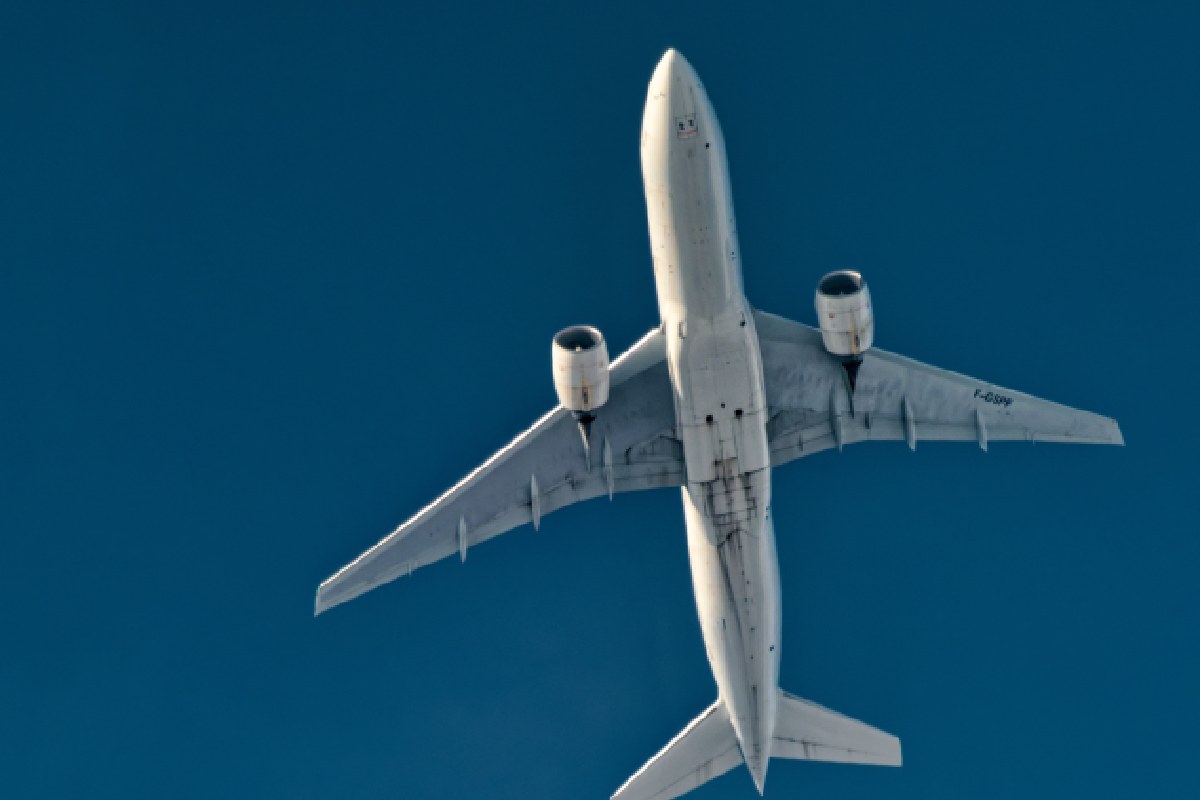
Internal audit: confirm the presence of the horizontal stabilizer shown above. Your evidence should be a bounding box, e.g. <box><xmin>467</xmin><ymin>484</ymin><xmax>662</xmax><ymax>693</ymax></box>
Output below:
<box><xmin>772</xmin><ymin>690</ymin><xmax>902</xmax><ymax>766</ymax></box>
<box><xmin>612</xmin><ymin>699</ymin><xmax>742</xmax><ymax>800</ymax></box>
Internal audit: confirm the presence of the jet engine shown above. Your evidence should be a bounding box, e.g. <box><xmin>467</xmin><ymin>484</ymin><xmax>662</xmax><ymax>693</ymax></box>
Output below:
<box><xmin>815</xmin><ymin>270</ymin><xmax>874</xmax><ymax>357</ymax></box>
<box><xmin>552</xmin><ymin>325</ymin><xmax>610</xmax><ymax>449</ymax></box>
<box><xmin>815</xmin><ymin>270</ymin><xmax>873</xmax><ymax>392</ymax></box>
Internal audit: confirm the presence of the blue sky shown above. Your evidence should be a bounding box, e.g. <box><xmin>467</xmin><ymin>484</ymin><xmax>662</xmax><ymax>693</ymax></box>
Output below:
<box><xmin>1</xmin><ymin>2</ymin><xmax>1197</xmax><ymax>797</ymax></box>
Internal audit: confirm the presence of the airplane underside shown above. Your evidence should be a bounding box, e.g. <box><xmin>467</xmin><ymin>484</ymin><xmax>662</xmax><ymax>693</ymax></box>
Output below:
<box><xmin>314</xmin><ymin>47</ymin><xmax>1123</xmax><ymax>800</ymax></box>
<box><xmin>617</xmin><ymin>47</ymin><xmax>900</xmax><ymax>800</ymax></box>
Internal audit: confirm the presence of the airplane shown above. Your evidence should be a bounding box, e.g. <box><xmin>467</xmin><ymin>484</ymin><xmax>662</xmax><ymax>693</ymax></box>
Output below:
<box><xmin>314</xmin><ymin>48</ymin><xmax>1123</xmax><ymax>799</ymax></box>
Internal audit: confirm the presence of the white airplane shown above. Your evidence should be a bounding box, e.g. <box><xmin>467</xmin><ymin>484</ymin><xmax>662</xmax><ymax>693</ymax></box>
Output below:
<box><xmin>315</xmin><ymin>49</ymin><xmax>1123</xmax><ymax>799</ymax></box>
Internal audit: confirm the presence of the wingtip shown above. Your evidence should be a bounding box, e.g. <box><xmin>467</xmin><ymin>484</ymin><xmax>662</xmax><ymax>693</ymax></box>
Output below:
<box><xmin>1110</xmin><ymin>419</ymin><xmax>1125</xmax><ymax>446</ymax></box>
<box><xmin>313</xmin><ymin>584</ymin><xmax>337</xmax><ymax>617</ymax></box>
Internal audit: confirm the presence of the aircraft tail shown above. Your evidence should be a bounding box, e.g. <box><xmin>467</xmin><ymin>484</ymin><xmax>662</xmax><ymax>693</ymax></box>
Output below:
<box><xmin>772</xmin><ymin>689</ymin><xmax>902</xmax><ymax>767</ymax></box>
<box><xmin>611</xmin><ymin>691</ymin><xmax>900</xmax><ymax>800</ymax></box>
<box><xmin>610</xmin><ymin>699</ymin><xmax>742</xmax><ymax>800</ymax></box>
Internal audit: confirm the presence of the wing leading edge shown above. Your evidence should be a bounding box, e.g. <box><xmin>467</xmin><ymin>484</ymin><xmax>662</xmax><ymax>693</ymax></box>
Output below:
<box><xmin>315</xmin><ymin>327</ymin><xmax>684</xmax><ymax>615</ymax></box>
<box><xmin>753</xmin><ymin>309</ymin><xmax>1123</xmax><ymax>464</ymax></box>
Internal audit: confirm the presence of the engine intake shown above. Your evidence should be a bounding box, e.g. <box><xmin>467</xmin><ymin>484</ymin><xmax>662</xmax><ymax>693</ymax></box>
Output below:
<box><xmin>552</xmin><ymin>325</ymin><xmax>610</xmax><ymax>415</ymax></box>
<box><xmin>815</xmin><ymin>270</ymin><xmax>874</xmax><ymax>358</ymax></box>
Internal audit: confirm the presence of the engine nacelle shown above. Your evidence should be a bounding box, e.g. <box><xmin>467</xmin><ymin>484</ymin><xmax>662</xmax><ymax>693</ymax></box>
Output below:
<box><xmin>552</xmin><ymin>325</ymin><xmax>610</xmax><ymax>414</ymax></box>
<box><xmin>814</xmin><ymin>270</ymin><xmax>874</xmax><ymax>358</ymax></box>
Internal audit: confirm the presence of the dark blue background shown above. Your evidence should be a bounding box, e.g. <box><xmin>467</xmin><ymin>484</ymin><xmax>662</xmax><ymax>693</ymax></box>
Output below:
<box><xmin>2</xmin><ymin>2</ymin><xmax>1196</xmax><ymax>797</ymax></box>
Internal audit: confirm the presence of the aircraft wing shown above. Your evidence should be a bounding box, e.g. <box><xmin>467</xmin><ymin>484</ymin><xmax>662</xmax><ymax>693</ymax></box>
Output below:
<box><xmin>753</xmin><ymin>309</ymin><xmax>1123</xmax><ymax>465</ymax></box>
<box><xmin>315</xmin><ymin>327</ymin><xmax>683</xmax><ymax>615</ymax></box>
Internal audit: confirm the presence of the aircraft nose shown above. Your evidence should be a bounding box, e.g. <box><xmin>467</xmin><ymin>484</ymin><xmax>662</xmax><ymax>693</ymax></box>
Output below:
<box><xmin>649</xmin><ymin>48</ymin><xmax>675</xmax><ymax>90</ymax></box>
<box><xmin>653</xmin><ymin>47</ymin><xmax>697</xmax><ymax>85</ymax></box>
<box><xmin>646</xmin><ymin>48</ymin><xmax>705</xmax><ymax>140</ymax></box>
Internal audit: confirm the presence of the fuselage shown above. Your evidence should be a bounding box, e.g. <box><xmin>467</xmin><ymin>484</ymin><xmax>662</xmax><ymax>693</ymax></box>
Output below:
<box><xmin>641</xmin><ymin>49</ymin><xmax>781</xmax><ymax>792</ymax></box>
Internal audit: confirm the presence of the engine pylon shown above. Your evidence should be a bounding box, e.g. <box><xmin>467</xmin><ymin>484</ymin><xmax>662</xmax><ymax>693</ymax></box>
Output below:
<box><xmin>575</xmin><ymin>411</ymin><xmax>596</xmax><ymax>470</ymax></box>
